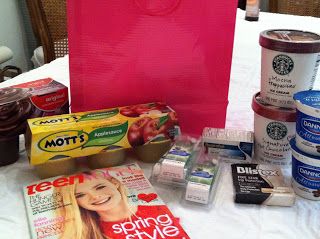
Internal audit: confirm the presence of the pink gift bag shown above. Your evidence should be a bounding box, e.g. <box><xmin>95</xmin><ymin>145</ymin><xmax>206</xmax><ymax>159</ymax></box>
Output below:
<box><xmin>68</xmin><ymin>0</ymin><xmax>237</xmax><ymax>134</ymax></box>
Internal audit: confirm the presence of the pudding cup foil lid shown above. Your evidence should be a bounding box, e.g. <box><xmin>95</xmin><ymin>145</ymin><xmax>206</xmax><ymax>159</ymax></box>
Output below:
<box><xmin>0</xmin><ymin>87</ymin><xmax>31</xmax><ymax>106</ymax></box>
<box><xmin>259</xmin><ymin>29</ymin><xmax>320</xmax><ymax>53</ymax></box>
<box><xmin>290</xmin><ymin>138</ymin><xmax>320</xmax><ymax>161</ymax></box>
<box><xmin>252</xmin><ymin>92</ymin><xmax>296</xmax><ymax>122</ymax></box>
<box><xmin>294</xmin><ymin>90</ymin><xmax>320</xmax><ymax>110</ymax></box>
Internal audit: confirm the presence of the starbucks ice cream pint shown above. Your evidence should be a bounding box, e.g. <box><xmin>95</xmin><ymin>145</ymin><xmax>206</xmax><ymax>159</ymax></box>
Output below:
<box><xmin>290</xmin><ymin>138</ymin><xmax>320</xmax><ymax>200</ymax></box>
<box><xmin>294</xmin><ymin>90</ymin><xmax>320</xmax><ymax>156</ymax></box>
<box><xmin>259</xmin><ymin>29</ymin><xmax>320</xmax><ymax>108</ymax></box>
<box><xmin>252</xmin><ymin>92</ymin><xmax>296</xmax><ymax>165</ymax></box>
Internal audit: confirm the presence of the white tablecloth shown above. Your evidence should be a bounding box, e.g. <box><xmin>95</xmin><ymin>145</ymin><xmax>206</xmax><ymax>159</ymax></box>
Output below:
<box><xmin>1</xmin><ymin>9</ymin><xmax>320</xmax><ymax>239</ymax></box>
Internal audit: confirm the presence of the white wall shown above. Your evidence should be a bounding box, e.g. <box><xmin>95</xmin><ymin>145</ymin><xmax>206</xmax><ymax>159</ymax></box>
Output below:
<box><xmin>0</xmin><ymin>0</ymin><xmax>29</xmax><ymax>72</ymax></box>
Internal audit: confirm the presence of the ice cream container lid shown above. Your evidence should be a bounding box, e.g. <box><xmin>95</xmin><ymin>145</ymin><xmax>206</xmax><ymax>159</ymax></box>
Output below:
<box><xmin>294</xmin><ymin>90</ymin><xmax>320</xmax><ymax>110</ymax></box>
<box><xmin>290</xmin><ymin>138</ymin><xmax>320</xmax><ymax>161</ymax></box>
<box><xmin>260</xmin><ymin>29</ymin><xmax>320</xmax><ymax>53</ymax></box>
<box><xmin>252</xmin><ymin>92</ymin><xmax>296</xmax><ymax>122</ymax></box>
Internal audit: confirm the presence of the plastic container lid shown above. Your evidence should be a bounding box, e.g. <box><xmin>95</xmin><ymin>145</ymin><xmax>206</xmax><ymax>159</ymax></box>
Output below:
<box><xmin>259</xmin><ymin>29</ymin><xmax>320</xmax><ymax>53</ymax></box>
<box><xmin>294</xmin><ymin>90</ymin><xmax>320</xmax><ymax>110</ymax></box>
<box><xmin>0</xmin><ymin>87</ymin><xmax>30</xmax><ymax>106</ymax></box>
<box><xmin>290</xmin><ymin>138</ymin><xmax>320</xmax><ymax>161</ymax></box>
<box><xmin>252</xmin><ymin>92</ymin><xmax>296</xmax><ymax>122</ymax></box>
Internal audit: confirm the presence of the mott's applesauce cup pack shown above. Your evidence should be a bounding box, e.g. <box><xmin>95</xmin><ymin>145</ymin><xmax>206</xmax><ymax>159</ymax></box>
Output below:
<box><xmin>26</xmin><ymin>102</ymin><xmax>179</xmax><ymax>177</ymax></box>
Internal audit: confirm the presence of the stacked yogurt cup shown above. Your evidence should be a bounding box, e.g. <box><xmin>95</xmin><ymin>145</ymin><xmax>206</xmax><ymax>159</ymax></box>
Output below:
<box><xmin>290</xmin><ymin>91</ymin><xmax>320</xmax><ymax>200</ymax></box>
<box><xmin>252</xmin><ymin>29</ymin><xmax>320</xmax><ymax>170</ymax></box>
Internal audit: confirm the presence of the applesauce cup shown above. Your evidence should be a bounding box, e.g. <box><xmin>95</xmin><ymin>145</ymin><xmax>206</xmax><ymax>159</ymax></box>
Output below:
<box><xmin>87</xmin><ymin>148</ymin><xmax>126</xmax><ymax>169</ymax></box>
<box><xmin>259</xmin><ymin>29</ymin><xmax>320</xmax><ymax>108</ymax></box>
<box><xmin>135</xmin><ymin>139</ymin><xmax>172</xmax><ymax>163</ymax></box>
<box><xmin>34</xmin><ymin>156</ymin><xmax>77</xmax><ymax>179</ymax></box>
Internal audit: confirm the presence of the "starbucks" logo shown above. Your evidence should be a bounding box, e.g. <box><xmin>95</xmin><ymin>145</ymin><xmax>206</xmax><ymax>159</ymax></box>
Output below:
<box><xmin>266</xmin><ymin>122</ymin><xmax>287</xmax><ymax>140</ymax></box>
<box><xmin>272</xmin><ymin>54</ymin><xmax>294</xmax><ymax>75</ymax></box>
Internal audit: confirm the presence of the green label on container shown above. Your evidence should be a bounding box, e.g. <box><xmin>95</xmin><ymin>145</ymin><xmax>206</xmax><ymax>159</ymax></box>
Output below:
<box><xmin>158</xmin><ymin>115</ymin><xmax>168</xmax><ymax>127</ymax></box>
<box><xmin>78</xmin><ymin>109</ymin><xmax>119</xmax><ymax>122</ymax></box>
<box><xmin>83</xmin><ymin>121</ymin><xmax>128</xmax><ymax>148</ymax></box>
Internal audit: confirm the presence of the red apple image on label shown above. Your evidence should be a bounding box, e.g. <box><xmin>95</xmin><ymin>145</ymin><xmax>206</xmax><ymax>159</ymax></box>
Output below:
<box><xmin>134</xmin><ymin>104</ymin><xmax>154</xmax><ymax>115</ymax></box>
<box><xmin>127</xmin><ymin>117</ymin><xmax>152</xmax><ymax>146</ymax></box>
<box><xmin>121</xmin><ymin>103</ymin><xmax>169</xmax><ymax>117</ymax></box>
<box><xmin>163</xmin><ymin>112</ymin><xmax>178</xmax><ymax>139</ymax></box>
<box><xmin>133</xmin><ymin>103</ymin><xmax>162</xmax><ymax>115</ymax></box>
<box><xmin>143</xmin><ymin>118</ymin><xmax>168</xmax><ymax>142</ymax></box>
<box><xmin>143</xmin><ymin>113</ymin><xmax>178</xmax><ymax>142</ymax></box>
<box><xmin>120</xmin><ymin>106</ymin><xmax>139</xmax><ymax>117</ymax></box>
<box><xmin>153</xmin><ymin>102</ymin><xmax>169</xmax><ymax>111</ymax></box>
<box><xmin>166</xmin><ymin>112</ymin><xmax>178</xmax><ymax>128</ymax></box>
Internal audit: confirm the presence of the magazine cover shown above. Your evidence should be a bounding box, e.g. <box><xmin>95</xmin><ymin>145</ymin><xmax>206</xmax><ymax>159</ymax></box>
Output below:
<box><xmin>23</xmin><ymin>163</ymin><xmax>190</xmax><ymax>239</ymax></box>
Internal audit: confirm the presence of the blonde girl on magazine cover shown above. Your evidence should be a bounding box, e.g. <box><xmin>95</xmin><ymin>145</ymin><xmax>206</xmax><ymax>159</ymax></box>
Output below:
<box><xmin>55</xmin><ymin>170</ymin><xmax>189</xmax><ymax>239</ymax></box>
<box><xmin>55</xmin><ymin>171</ymin><xmax>136</xmax><ymax>239</ymax></box>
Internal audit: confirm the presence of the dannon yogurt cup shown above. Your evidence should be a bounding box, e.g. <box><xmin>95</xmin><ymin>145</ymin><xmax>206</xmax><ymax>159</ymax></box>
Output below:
<box><xmin>290</xmin><ymin>138</ymin><xmax>320</xmax><ymax>200</ymax></box>
<box><xmin>294</xmin><ymin>90</ymin><xmax>320</xmax><ymax>156</ymax></box>
<box><xmin>259</xmin><ymin>29</ymin><xmax>320</xmax><ymax>108</ymax></box>
<box><xmin>252</xmin><ymin>92</ymin><xmax>296</xmax><ymax>165</ymax></box>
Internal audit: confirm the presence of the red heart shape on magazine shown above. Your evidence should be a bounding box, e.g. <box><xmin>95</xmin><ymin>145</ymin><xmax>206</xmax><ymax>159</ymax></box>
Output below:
<box><xmin>138</xmin><ymin>193</ymin><xmax>158</xmax><ymax>203</ymax></box>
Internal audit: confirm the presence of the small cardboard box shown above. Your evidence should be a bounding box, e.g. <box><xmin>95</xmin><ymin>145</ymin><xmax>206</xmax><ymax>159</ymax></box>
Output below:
<box><xmin>202</xmin><ymin>128</ymin><xmax>254</xmax><ymax>163</ymax></box>
<box><xmin>231</xmin><ymin>164</ymin><xmax>295</xmax><ymax>206</ymax></box>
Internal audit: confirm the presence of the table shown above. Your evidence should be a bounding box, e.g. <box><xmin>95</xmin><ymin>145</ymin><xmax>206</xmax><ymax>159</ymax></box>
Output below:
<box><xmin>1</xmin><ymin>9</ymin><xmax>320</xmax><ymax>239</ymax></box>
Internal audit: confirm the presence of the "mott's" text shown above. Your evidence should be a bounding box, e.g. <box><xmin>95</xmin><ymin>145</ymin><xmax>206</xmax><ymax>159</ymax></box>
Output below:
<box><xmin>44</xmin><ymin>135</ymin><xmax>85</xmax><ymax>148</ymax></box>
<box><xmin>33</xmin><ymin>116</ymin><xmax>79</xmax><ymax>126</ymax></box>
<box><xmin>38</xmin><ymin>131</ymin><xmax>89</xmax><ymax>152</ymax></box>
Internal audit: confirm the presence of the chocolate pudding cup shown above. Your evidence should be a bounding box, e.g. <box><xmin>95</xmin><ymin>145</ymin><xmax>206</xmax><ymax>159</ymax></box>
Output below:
<box><xmin>0</xmin><ymin>136</ymin><xmax>19</xmax><ymax>166</ymax></box>
<box><xmin>0</xmin><ymin>87</ymin><xmax>32</xmax><ymax>166</ymax></box>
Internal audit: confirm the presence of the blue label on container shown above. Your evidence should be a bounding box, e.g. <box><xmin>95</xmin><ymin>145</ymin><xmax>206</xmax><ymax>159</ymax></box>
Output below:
<box><xmin>292</xmin><ymin>156</ymin><xmax>320</xmax><ymax>190</ymax></box>
<box><xmin>296</xmin><ymin>111</ymin><xmax>320</xmax><ymax>143</ymax></box>
<box><xmin>168</xmin><ymin>148</ymin><xmax>190</xmax><ymax>157</ymax></box>
<box><xmin>204</xmin><ymin>142</ymin><xmax>253</xmax><ymax>160</ymax></box>
<box><xmin>294</xmin><ymin>90</ymin><xmax>320</xmax><ymax>109</ymax></box>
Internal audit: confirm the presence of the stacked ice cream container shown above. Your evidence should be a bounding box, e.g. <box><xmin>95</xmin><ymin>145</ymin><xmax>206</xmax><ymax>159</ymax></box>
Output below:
<box><xmin>252</xmin><ymin>29</ymin><xmax>320</xmax><ymax>200</ymax></box>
